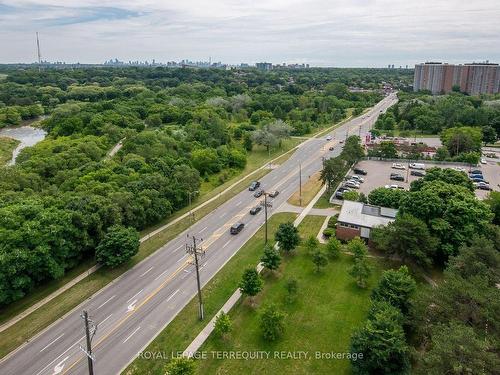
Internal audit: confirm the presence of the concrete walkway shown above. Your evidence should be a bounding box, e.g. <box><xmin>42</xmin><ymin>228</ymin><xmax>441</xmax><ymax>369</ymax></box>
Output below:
<box><xmin>317</xmin><ymin>216</ymin><xmax>331</xmax><ymax>244</ymax></box>
<box><xmin>183</xmin><ymin>183</ymin><xmax>327</xmax><ymax>358</ymax></box>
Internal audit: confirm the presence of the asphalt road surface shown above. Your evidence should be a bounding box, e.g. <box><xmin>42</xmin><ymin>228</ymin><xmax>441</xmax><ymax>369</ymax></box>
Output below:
<box><xmin>0</xmin><ymin>93</ymin><xmax>398</xmax><ymax>375</ymax></box>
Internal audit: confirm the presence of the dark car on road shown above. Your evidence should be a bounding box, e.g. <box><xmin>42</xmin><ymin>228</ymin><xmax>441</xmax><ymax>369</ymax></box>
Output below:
<box><xmin>329</xmin><ymin>146</ymin><xmax>335</xmax><ymax>151</ymax></box>
<box><xmin>353</xmin><ymin>168</ymin><xmax>367</xmax><ymax>175</ymax></box>
<box><xmin>390</xmin><ymin>173</ymin><xmax>405</xmax><ymax>181</ymax></box>
<box><xmin>249</xmin><ymin>181</ymin><xmax>261</xmax><ymax>191</ymax></box>
<box><xmin>253</xmin><ymin>189</ymin><xmax>264</xmax><ymax>198</ymax></box>
<box><xmin>410</xmin><ymin>170</ymin><xmax>426</xmax><ymax>177</ymax></box>
<box><xmin>249</xmin><ymin>206</ymin><xmax>262</xmax><ymax>215</ymax></box>
<box><xmin>268</xmin><ymin>190</ymin><xmax>280</xmax><ymax>198</ymax></box>
<box><xmin>230</xmin><ymin>222</ymin><xmax>245</xmax><ymax>234</ymax></box>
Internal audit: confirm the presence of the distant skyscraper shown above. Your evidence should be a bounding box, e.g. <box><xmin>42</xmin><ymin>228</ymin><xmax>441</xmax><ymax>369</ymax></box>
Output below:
<box><xmin>414</xmin><ymin>62</ymin><xmax>500</xmax><ymax>95</ymax></box>
<box><xmin>256</xmin><ymin>62</ymin><xmax>273</xmax><ymax>70</ymax></box>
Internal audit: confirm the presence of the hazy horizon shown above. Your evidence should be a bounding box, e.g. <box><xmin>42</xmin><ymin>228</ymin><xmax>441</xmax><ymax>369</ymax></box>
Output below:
<box><xmin>1</xmin><ymin>0</ymin><xmax>499</xmax><ymax>67</ymax></box>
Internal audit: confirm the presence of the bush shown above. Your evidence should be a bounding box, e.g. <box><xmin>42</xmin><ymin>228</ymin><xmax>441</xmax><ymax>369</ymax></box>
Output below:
<box><xmin>323</xmin><ymin>228</ymin><xmax>335</xmax><ymax>238</ymax></box>
<box><xmin>327</xmin><ymin>215</ymin><xmax>338</xmax><ymax>228</ymax></box>
<box><xmin>260</xmin><ymin>304</ymin><xmax>286</xmax><ymax>341</ymax></box>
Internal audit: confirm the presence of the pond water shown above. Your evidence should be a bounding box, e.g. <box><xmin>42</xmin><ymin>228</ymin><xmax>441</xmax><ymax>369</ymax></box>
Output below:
<box><xmin>0</xmin><ymin>123</ymin><xmax>47</xmax><ymax>165</ymax></box>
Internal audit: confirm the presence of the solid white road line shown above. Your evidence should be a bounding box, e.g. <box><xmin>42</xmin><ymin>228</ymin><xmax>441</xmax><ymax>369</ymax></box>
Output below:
<box><xmin>39</xmin><ymin>333</ymin><xmax>64</xmax><ymax>352</ymax></box>
<box><xmin>166</xmin><ymin>289</ymin><xmax>179</xmax><ymax>302</ymax></box>
<box><xmin>140</xmin><ymin>266</ymin><xmax>153</xmax><ymax>277</ymax></box>
<box><xmin>127</xmin><ymin>289</ymin><xmax>143</xmax><ymax>303</ymax></box>
<box><xmin>97</xmin><ymin>295</ymin><xmax>116</xmax><ymax>310</ymax></box>
<box><xmin>123</xmin><ymin>326</ymin><xmax>141</xmax><ymax>344</ymax></box>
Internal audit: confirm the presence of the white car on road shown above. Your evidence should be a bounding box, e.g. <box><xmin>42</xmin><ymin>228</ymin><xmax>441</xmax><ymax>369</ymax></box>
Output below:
<box><xmin>480</xmin><ymin>158</ymin><xmax>487</xmax><ymax>164</ymax></box>
<box><xmin>326</xmin><ymin>135</ymin><xmax>332</xmax><ymax>141</ymax></box>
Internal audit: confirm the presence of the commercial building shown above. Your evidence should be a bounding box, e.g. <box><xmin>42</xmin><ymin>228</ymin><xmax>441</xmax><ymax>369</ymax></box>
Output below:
<box><xmin>335</xmin><ymin>201</ymin><xmax>397</xmax><ymax>241</ymax></box>
<box><xmin>414</xmin><ymin>62</ymin><xmax>500</xmax><ymax>95</ymax></box>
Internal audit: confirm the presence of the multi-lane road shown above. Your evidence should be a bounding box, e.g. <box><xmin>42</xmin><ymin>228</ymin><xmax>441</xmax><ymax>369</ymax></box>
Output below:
<box><xmin>0</xmin><ymin>93</ymin><xmax>398</xmax><ymax>375</ymax></box>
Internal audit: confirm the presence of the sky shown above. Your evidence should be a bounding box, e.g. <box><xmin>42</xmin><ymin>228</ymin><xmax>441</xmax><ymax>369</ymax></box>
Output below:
<box><xmin>0</xmin><ymin>0</ymin><xmax>499</xmax><ymax>67</ymax></box>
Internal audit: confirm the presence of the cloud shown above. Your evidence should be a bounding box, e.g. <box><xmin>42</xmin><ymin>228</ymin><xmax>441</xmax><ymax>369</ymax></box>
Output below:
<box><xmin>0</xmin><ymin>0</ymin><xmax>499</xmax><ymax>67</ymax></box>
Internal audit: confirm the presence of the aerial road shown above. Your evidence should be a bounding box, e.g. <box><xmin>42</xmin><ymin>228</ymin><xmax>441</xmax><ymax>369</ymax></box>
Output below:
<box><xmin>0</xmin><ymin>93</ymin><xmax>398</xmax><ymax>375</ymax></box>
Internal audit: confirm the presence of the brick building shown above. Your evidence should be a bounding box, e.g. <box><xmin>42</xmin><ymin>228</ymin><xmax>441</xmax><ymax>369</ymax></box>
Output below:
<box><xmin>336</xmin><ymin>201</ymin><xmax>397</xmax><ymax>241</ymax></box>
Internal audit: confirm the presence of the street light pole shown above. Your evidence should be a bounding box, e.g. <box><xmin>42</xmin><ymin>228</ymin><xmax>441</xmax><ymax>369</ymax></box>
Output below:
<box><xmin>299</xmin><ymin>162</ymin><xmax>302</xmax><ymax>207</ymax></box>
<box><xmin>187</xmin><ymin>190</ymin><xmax>199</xmax><ymax>223</ymax></box>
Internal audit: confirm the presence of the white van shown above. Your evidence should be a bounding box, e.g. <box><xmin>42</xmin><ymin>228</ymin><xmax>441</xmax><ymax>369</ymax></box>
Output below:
<box><xmin>409</xmin><ymin>163</ymin><xmax>425</xmax><ymax>170</ymax></box>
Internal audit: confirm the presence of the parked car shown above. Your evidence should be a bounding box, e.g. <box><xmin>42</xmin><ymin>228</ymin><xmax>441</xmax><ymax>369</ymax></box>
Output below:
<box><xmin>453</xmin><ymin>167</ymin><xmax>466</xmax><ymax>172</ymax></box>
<box><xmin>249</xmin><ymin>206</ymin><xmax>262</xmax><ymax>215</ymax></box>
<box><xmin>335</xmin><ymin>191</ymin><xmax>345</xmax><ymax>199</ymax></box>
<box><xmin>392</xmin><ymin>163</ymin><xmax>406</xmax><ymax>170</ymax></box>
<box><xmin>345</xmin><ymin>175</ymin><xmax>364</xmax><ymax>183</ymax></box>
<box><xmin>230</xmin><ymin>222</ymin><xmax>245</xmax><ymax>234</ymax></box>
<box><xmin>353</xmin><ymin>168</ymin><xmax>367</xmax><ymax>175</ymax></box>
<box><xmin>410</xmin><ymin>170</ymin><xmax>426</xmax><ymax>177</ymax></box>
<box><xmin>253</xmin><ymin>189</ymin><xmax>264</xmax><ymax>198</ymax></box>
<box><xmin>469</xmin><ymin>173</ymin><xmax>484</xmax><ymax>179</ymax></box>
<box><xmin>344</xmin><ymin>181</ymin><xmax>360</xmax><ymax>189</ymax></box>
<box><xmin>384</xmin><ymin>184</ymin><xmax>401</xmax><ymax>189</ymax></box>
<box><xmin>248</xmin><ymin>181</ymin><xmax>261</xmax><ymax>191</ymax></box>
<box><xmin>471</xmin><ymin>177</ymin><xmax>488</xmax><ymax>183</ymax></box>
<box><xmin>409</xmin><ymin>163</ymin><xmax>425</xmax><ymax>170</ymax></box>
<box><xmin>480</xmin><ymin>158</ymin><xmax>487</xmax><ymax>164</ymax></box>
<box><xmin>390</xmin><ymin>173</ymin><xmax>405</xmax><ymax>181</ymax></box>
<box><xmin>268</xmin><ymin>190</ymin><xmax>280</xmax><ymax>198</ymax></box>
<box><xmin>474</xmin><ymin>181</ymin><xmax>491</xmax><ymax>190</ymax></box>
<box><xmin>469</xmin><ymin>169</ymin><xmax>482</xmax><ymax>175</ymax></box>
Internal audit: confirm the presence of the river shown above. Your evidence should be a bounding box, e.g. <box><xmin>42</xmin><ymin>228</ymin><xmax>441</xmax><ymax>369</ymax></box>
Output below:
<box><xmin>0</xmin><ymin>118</ymin><xmax>47</xmax><ymax>165</ymax></box>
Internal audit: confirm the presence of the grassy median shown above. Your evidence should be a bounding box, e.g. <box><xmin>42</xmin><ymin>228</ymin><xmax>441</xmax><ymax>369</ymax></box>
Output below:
<box><xmin>287</xmin><ymin>172</ymin><xmax>323</xmax><ymax>207</ymax></box>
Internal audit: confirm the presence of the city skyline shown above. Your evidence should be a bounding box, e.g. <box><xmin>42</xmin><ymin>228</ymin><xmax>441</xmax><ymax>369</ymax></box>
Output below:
<box><xmin>1</xmin><ymin>0</ymin><xmax>499</xmax><ymax>67</ymax></box>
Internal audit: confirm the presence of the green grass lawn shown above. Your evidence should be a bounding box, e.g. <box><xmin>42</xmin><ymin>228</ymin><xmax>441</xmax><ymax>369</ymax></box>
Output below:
<box><xmin>0</xmin><ymin>137</ymin><xmax>19</xmax><ymax>165</ymax></box>
<box><xmin>313</xmin><ymin>190</ymin><xmax>334</xmax><ymax>209</ymax></box>
<box><xmin>125</xmin><ymin>213</ymin><xmax>297</xmax><ymax>374</ymax></box>
<box><xmin>195</xmin><ymin>215</ymin><xmax>391</xmax><ymax>375</ymax></box>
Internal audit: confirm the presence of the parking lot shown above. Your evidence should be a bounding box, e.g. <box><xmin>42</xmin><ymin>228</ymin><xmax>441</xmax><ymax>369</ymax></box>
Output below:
<box><xmin>341</xmin><ymin>158</ymin><xmax>499</xmax><ymax>200</ymax></box>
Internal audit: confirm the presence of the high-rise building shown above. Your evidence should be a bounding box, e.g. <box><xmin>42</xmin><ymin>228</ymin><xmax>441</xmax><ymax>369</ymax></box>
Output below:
<box><xmin>414</xmin><ymin>62</ymin><xmax>500</xmax><ymax>95</ymax></box>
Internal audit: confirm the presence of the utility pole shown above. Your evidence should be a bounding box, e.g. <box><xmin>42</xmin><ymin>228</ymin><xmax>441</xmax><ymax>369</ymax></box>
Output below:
<box><xmin>186</xmin><ymin>235</ymin><xmax>205</xmax><ymax>320</ymax></box>
<box><xmin>260</xmin><ymin>193</ymin><xmax>272</xmax><ymax>243</ymax></box>
<box><xmin>80</xmin><ymin>310</ymin><xmax>97</xmax><ymax>375</ymax></box>
<box><xmin>299</xmin><ymin>163</ymin><xmax>302</xmax><ymax>207</ymax></box>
